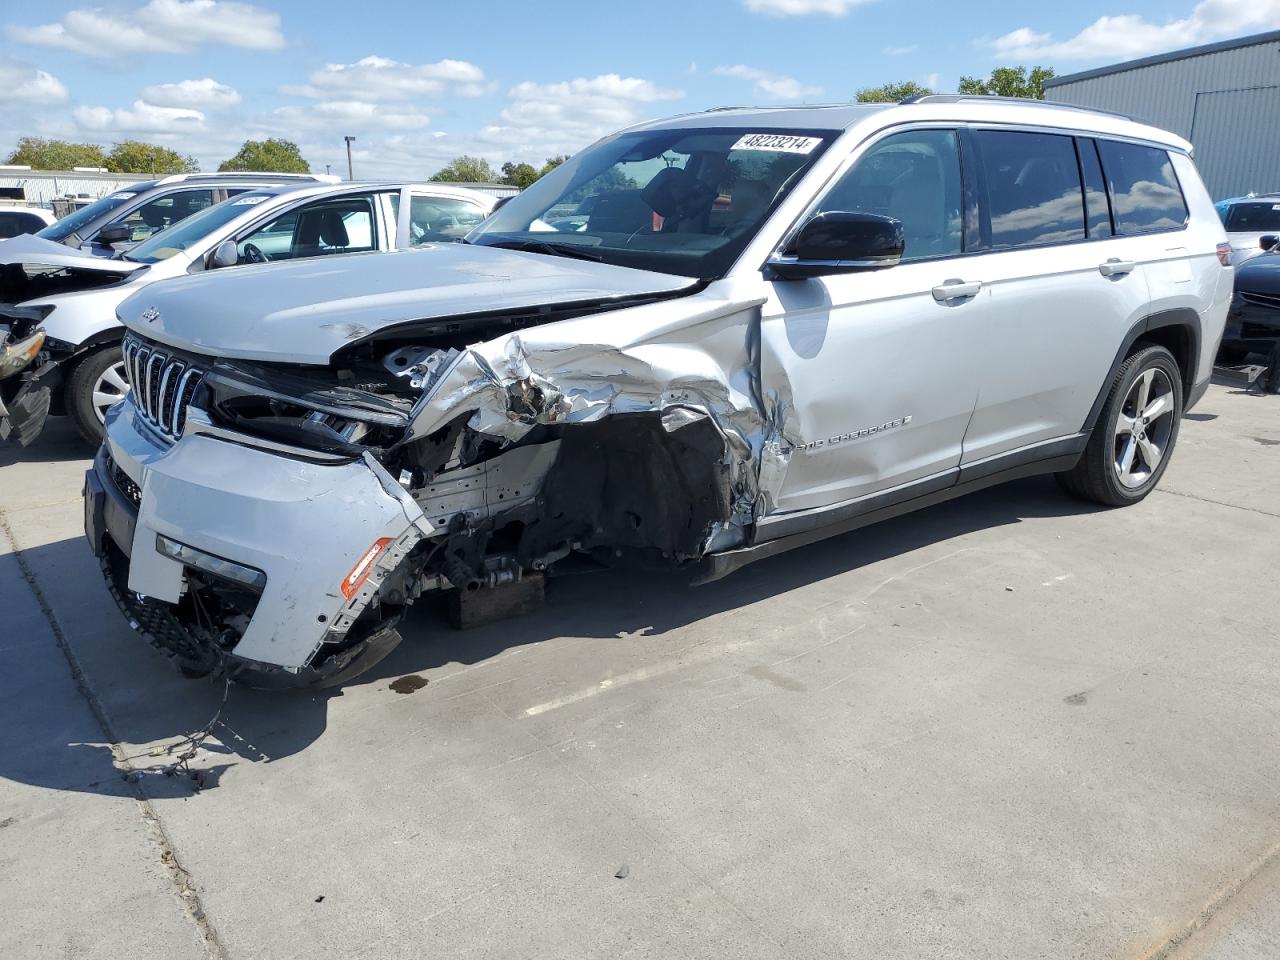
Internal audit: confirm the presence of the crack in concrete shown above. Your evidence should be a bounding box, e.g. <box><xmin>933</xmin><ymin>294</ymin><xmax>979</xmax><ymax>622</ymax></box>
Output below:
<box><xmin>0</xmin><ymin>507</ymin><xmax>227</xmax><ymax>960</ymax></box>
<box><xmin>1156</xmin><ymin>487</ymin><xmax>1280</xmax><ymax>520</ymax></box>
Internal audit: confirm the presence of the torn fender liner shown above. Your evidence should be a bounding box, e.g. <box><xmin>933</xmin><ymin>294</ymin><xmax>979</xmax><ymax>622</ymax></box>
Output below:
<box><xmin>129</xmin><ymin>434</ymin><xmax>434</xmax><ymax>673</ymax></box>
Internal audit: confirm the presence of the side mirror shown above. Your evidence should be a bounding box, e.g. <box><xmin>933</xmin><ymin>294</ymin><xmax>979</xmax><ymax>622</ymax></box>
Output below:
<box><xmin>210</xmin><ymin>239</ymin><xmax>239</xmax><ymax>269</ymax></box>
<box><xmin>766</xmin><ymin>212</ymin><xmax>904</xmax><ymax>280</ymax></box>
<box><xmin>96</xmin><ymin>224</ymin><xmax>133</xmax><ymax>244</ymax></box>
<box><xmin>1260</xmin><ymin>235</ymin><xmax>1278</xmax><ymax>251</ymax></box>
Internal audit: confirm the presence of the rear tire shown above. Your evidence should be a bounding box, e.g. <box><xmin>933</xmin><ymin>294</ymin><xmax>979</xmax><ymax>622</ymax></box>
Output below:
<box><xmin>1057</xmin><ymin>345</ymin><xmax>1182</xmax><ymax>507</ymax></box>
<box><xmin>67</xmin><ymin>345</ymin><xmax>129</xmax><ymax>446</ymax></box>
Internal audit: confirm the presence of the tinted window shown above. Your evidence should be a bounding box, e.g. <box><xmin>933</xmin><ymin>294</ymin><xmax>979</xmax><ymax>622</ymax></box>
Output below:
<box><xmin>1224</xmin><ymin>202</ymin><xmax>1280</xmax><ymax>232</ymax></box>
<box><xmin>0</xmin><ymin>212</ymin><xmax>46</xmax><ymax>238</ymax></box>
<box><xmin>814</xmin><ymin>129</ymin><xmax>963</xmax><ymax>261</ymax></box>
<box><xmin>1096</xmin><ymin>141</ymin><xmax>1188</xmax><ymax>235</ymax></box>
<box><xmin>1077</xmin><ymin>139</ymin><xmax>1113</xmax><ymax>238</ymax></box>
<box><xmin>35</xmin><ymin>190</ymin><xmax>141</xmax><ymax>243</ymax></box>
<box><xmin>974</xmin><ymin>130</ymin><xmax>1084</xmax><ymax>249</ymax></box>
<box><xmin>125</xmin><ymin>192</ymin><xmax>276</xmax><ymax>263</ymax></box>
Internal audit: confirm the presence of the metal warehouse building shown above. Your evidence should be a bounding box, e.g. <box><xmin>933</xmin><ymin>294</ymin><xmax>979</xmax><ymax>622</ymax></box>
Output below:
<box><xmin>1045</xmin><ymin>30</ymin><xmax>1280</xmax><ymax>201</ymax></box>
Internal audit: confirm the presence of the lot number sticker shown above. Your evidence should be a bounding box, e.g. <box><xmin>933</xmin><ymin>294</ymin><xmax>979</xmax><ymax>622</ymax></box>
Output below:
<box><xmin>232</xmin><ymin>195</ymin><xmax>269</xmax><ymax>205</ymax></box>
<box><xmin>732</xmin><ymin>134</ymin><xmax>821</xmax><ymax>154</ymax></box>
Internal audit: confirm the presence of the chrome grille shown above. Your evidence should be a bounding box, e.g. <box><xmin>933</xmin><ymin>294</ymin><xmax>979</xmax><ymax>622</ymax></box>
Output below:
<box><xmin>122</xmin><ymin>335</ymin><xmax>204</xmax><ymax>440</ymax></box>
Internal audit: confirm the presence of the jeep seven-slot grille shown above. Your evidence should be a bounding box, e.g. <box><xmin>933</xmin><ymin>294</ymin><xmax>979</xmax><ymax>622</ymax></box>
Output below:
<box><xmin>122</xmin><ymin>335</ymin><xmax>204</xmax><ymax>440</ymax></box>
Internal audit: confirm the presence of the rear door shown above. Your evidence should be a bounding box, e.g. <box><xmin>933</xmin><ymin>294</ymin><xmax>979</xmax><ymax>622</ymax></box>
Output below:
<box><xmin>956</xmin><ymin>129</ymin><xmax>1155</xmax><ymax>466</ymax></box>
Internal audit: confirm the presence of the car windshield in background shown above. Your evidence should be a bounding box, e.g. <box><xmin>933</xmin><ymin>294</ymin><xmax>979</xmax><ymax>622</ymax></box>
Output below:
<box><xmin>1225</xmin><ymin>202</ymin><xmax>1280</xmax><ymax>233</ymax></box>
<box><xmin>124</xmin><ymin>192</ymin><xmax>275</xmax><ymax>263</ymax></box>
<box><xmin>467</xmin><ymin>127</ymin><xmax>838</xmax><ymax>279</ymax></box>
<box><xmin>35</xmin><ymin>190</ymin><xmax>145</xmax><ymax>243</ymax></box>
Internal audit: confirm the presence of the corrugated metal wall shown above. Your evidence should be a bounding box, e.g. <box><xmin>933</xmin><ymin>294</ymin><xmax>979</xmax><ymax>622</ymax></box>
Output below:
<box><xmin>1047</xmin><ymin>37</ymin><xmax>1280</xmax><ymax>199</ymax></box>
<box><xmin>0</xmin><ymin>171</ymin><xmax>141</xmax><ymax>207</ymax></box>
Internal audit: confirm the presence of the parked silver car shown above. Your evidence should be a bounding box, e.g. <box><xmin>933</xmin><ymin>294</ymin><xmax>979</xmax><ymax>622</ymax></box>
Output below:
<box><xmin>0</xmin><ymin>181</ymin><xmax>495</xmax><ymax>444</ymax></box>
<box><xmin>86</xmin><ymin>97</ymin><xmax>1230</xmax><ymax>687</ymax></box>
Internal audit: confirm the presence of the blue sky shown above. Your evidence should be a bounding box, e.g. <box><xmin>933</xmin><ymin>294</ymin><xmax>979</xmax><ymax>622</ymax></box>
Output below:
<box><xmin>1</xmin><ymin>0</ymin><xmax>1277</xmax><ymax>178</ymax></box>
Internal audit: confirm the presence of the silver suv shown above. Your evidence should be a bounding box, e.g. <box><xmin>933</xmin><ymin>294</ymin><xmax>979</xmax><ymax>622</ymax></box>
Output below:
<box><xmin>85</xmin><ymin>97</ymin><xmax>1231</xmax><ymax>687</ymax></box>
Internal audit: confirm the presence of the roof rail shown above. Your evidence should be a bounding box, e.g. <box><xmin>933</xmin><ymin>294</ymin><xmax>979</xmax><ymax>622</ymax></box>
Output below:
<box><xmin>151</xmin><ymin>172</ymin><xmax>339</xmax><ymax>186</ymax></box>
<box><xmin>900</xmin><ymin>94</ymin><xmax>1137</xmax><ymax>123</ymax></box>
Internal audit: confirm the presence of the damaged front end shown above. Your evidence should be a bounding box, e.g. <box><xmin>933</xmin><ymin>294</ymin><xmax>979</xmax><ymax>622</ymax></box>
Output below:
<box><xmin>90</xmin><ymin>281</ymin><xmax>773</xmax><ymax>687</ymax></box>
<box><xmin>0</xmin><ymin>306</ymin><xmax>54</xmax><ymax>445</ymax></box>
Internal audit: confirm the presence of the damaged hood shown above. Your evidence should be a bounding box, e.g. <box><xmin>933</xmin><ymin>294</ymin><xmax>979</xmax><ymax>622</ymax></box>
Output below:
<box><xmin>117</xmin><ymin>242</ymin><xmax>698</xmax><ymax>364</ymax></box>
<box><xmin>0</xmin><ymin>233</ymin><xmax>146</xmax><ymax>305</ymax></box>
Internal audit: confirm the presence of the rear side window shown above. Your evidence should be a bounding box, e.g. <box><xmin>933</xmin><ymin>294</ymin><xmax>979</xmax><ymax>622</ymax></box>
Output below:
<box><xmin>974</xmin><ymin>130</ymin><xmax>1085</xmax><ymax>249</ymax></box>
<box><xmin>1096</xmin><ymin>141</ymin><xmax>1188</xmax><ymax>235</ymax></box>
<box><xmin>0</xmin><ymin>212</ymin><xmax>46</xmax><ymax>238</ymax></box>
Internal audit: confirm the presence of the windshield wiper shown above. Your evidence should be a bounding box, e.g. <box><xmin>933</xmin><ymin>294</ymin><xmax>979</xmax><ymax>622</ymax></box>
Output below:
<box><xmin>480</xmin><ymin>238</ymin><xmax>605</xmax><ymax>263</ymax></box>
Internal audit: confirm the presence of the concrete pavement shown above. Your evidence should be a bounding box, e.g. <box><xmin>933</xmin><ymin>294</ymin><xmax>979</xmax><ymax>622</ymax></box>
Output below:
<box><xmin>1</xmin><ymin>382</ymin><xmax>1278</xmax><ymax>959</ymax></box>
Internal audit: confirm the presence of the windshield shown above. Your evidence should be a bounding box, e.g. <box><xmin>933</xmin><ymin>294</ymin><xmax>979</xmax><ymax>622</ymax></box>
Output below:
<box><xmin>467</xmin><ymin>127</ymin><xmax>837</xmax><ymax>279</ymax></box>
<box><xmin>125</xmin><ymin>192</ymin><xmax>277</xmax><ymax>263</ymax></box>
<box><xmin>35</xmin><ymin>189</ymin><xmax>147</xmax><ymax>243</ymax></box>
<box><xmin>1225</xmin><ymin>202</ymin><xmax>1280</xmax><ymax>233</ymax></box>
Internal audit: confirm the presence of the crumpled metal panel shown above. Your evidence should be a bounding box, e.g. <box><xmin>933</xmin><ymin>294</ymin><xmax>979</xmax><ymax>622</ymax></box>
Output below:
<box><xmin>404</xmin><ymin>283</ymin><xmax>789</xmax><ymax>545</ymax></box>
<box><xmin>130</xmin><ymin>434</ymin><xmax>434</xmax><ymax>670</ymax></box>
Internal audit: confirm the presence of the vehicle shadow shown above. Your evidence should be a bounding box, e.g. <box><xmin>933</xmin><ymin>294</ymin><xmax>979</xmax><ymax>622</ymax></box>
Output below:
<box><xmin>2</xmin><ymin>475</ymin><xmax>1102</xmax><ymax>799</ymax></box>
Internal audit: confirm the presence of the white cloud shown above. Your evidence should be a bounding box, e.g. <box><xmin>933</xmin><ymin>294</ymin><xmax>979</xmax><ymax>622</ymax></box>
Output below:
<box><xmin>883</xmin><ymin>44</ymin><xmax>918</xmax><ymax>56</ymax></box>
<box><xmin>272</xmin><ymin>101</ymin><xmax>430</xmax><ymax>132</ymax></box>
<box><xmin>284</xmin><ymin>55</ymin><xmax>489</xmax><ymax>101</ymax></box>
<box><xmin>0</xmin><ymin>58</ymin><xmax>68</xmax><ymax>104</ymax></box>
<box><xmin>74</xmin><ymin>100</ymin><xmax>207</xmax><ymax>134</ymax></box>
<box><xmin>8</xmin><ymin>0</ymin><xmax>284</xmax><ymax>56</ymax></box>
<box><xmin>744</xmin><ymin>0</ymin><xmax>873</xmax><ymax>14</ymax></box>
<box><xmin>141</xmin><ymin>78</ymin><xmax>241</xmax><ymax>109</ymax></box>
<box><xmin>492</xmin><ymin>74</ymin><xmax>684</xmax><ymax>154</ymax></box>
<box><xmin>991</xmin><ymin>0</ymin><xmax>1280</xmax><ymax>60</ymax></box>
<box><xmin>714</xmin><ymin>64</ymin><xmax>823</xmax><ymax>101</ymax></box>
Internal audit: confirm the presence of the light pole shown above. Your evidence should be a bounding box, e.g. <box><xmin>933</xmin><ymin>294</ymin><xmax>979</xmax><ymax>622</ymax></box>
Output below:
<box><xmin>325</xmin><ymin>163</ymin><xmax>331</xmax><ymax>176</ymax></box>
<box><xmin>344</xmin><ymin>136</ymin><xmax>356</xmax><ymax>180</ymax></box>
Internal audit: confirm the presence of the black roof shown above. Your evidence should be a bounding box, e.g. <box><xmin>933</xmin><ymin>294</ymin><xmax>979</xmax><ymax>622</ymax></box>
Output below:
<box><xmin>1045</xmin><ymin>29</ymin><xmax>1280</xmax><ymax>87</ymax></box>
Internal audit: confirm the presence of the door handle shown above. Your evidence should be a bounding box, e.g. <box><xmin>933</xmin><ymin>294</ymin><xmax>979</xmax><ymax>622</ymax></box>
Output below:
<box><xmin>932</xmin><ymin>279</ymin><xmax>982</xmax><ymax>302</ymax></box>
<box><xmin>1099</xmin><ymin>258</ymin><xmax>1136</xmax><ymax>277</ymax></box>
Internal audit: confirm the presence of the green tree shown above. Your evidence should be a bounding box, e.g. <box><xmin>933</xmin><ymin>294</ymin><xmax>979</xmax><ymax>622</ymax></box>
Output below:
<box><xmin>106</xmin><ymin>140</ymin><xmax>199</xmax><ymax>175</ymax></box>
<box><xmin>430</xmin><ymin>155</ymin><xmax>496</xmax><ymax>183</ymax></box>
<box><xmin>855</xmin><ymin>80</ymin><xmax>935</xmax><ymax>103</ymax></box>
<box><xmin>500</xmin><ymin>161</ymin><xmax>539</xmax><ymax>189</ymax></box>
<box><xmin>4</xmin><ymin>137</ymin><xmax>108</xmax><ymax>170</ymax></box>
<box><xmin>218</xmin><ymin>138</ymin><xmax>310</xmax><ymax>173</ymax></box>
<box><xmin>957</xmin><ymin>66</ymin><xmax>1055</xmax><ymax>100</ymax></box>
<box><xmin>539</xmin><ymin>155</ymin><xmax>568</xmax><ymax>178</ymax></box>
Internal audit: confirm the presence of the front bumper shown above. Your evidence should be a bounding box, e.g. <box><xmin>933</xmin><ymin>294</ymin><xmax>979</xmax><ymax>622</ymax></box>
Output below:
<box><xmin>1224</xmin><ymin>297</ymin><xmax>1280</xmax><ymax>346</ymax></box>
<box><xmin>86</xmin><ymin>401</ymin><xmax>437</xmax><ymax>687</ymax></box>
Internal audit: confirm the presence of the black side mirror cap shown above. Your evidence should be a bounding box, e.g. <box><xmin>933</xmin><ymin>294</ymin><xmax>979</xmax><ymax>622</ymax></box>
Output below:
<box><xmin>1260</xmin><ymin>234</ymin><xmax>1279</xmax><ymax>251</ymax></box>
<box><xmin>765</xmin><ymin>211</ymin><xmax>904</xmax><ymax>280</ymax></box>
<box><xmin>96</xmin><ymin>224</ymin><xmax>133</xmax><ymax>244</ymax></box>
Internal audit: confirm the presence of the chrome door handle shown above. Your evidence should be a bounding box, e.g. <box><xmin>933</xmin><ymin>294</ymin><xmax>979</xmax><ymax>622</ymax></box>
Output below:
<box><xmin>1099</xmin><ymin>258</ymin><xmax>1136</xmax><ymax>277</ymax></box>
<box><xmin>932</xmin><ymin>279</ymin><xmax>982</xmax><ymax>302</ymax></box>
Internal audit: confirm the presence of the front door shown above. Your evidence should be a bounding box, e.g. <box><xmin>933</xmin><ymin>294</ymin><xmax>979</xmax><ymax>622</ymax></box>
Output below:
<box><xmin>758</xmin><ymin>128</ymin><xmax>982</xmax><ymax>516</ymax></box>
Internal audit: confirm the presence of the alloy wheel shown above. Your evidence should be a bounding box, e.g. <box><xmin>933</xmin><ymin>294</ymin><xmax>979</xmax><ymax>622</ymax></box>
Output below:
<box><xmin>1113</xmin><ymin>367</ymin><xmax>1175</xmax><ymax>489</ymax></box>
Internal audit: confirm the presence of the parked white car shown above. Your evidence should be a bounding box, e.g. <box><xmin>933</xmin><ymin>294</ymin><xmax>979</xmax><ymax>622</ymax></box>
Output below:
<box><xmin>0</xmin><ymin>182</ymin><xmax>495</xmax><ymax>444</ymax></box>
<box><xmin>86</xmin><ymin>97</ymin><xmax>1229</xmax><ymax>687</ymax></box>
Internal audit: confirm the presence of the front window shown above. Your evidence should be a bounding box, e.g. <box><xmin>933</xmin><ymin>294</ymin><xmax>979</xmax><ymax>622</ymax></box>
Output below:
<box><xmin>406</xmin><ymin>195</ymin><xmax>487</xmax><ymax>244</ymax></box>
<box><xmin>467</xmin><ymin>127</ymin><xmax>838</xmax><ymax>279</ymax></box>
<box><xmin>238</xmin><ymin>194</ymin><xmax>377</xmax><ymax>262</ymax></box>
<box><xmin>125</xmin><ymin>192</ymin><xmax>276</xmax><ymax>263</ymax></box>
<box><xmin>35</xmin><ymin>188</ymin><xmax>147</xmax><ymax>243</ymax></box>
<box><xmin>809</xmin><ymin>129</ymin><xmax>962</xmax><ymax>261</ymax></box>
<box><xmin>107</xmin><ymin>188</ymin><xmax>215</xmax><ymax>243</ymax></box>
<box><xmin>1224</xmin><ymin>201</ymin><xmax>1280</xmax><ymax>233</ymax></box>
